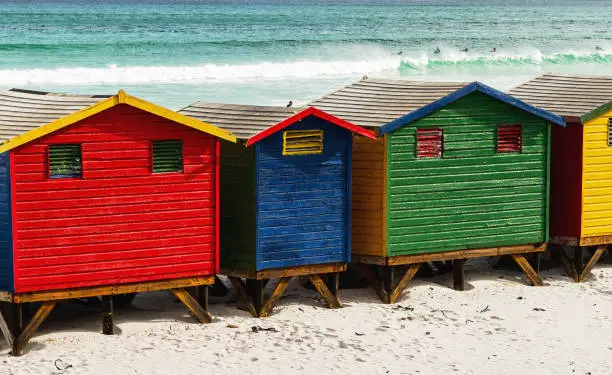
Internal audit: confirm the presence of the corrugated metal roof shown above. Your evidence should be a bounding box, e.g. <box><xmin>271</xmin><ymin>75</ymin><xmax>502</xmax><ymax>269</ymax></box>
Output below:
<box><xmin>0</xmin><ymin>88</ymin><xmax>108</xmax><ymax>143</ymax></box>
<box><xmin>309</xmin><ymin>78</ymin><xmax>470</xmax><ymax>128</ymax></box>
<box><xmin>179</xmin><ymin>102</ymin><xmax>302</xmax><ymax>140</ymax></box>
<box><xmin>508</xmin><ymin>73</ymin><xmax>612</xmax><ymax>119</ymax></box>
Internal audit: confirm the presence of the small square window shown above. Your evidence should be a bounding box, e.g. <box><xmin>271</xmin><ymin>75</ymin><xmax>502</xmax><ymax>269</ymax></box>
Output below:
<box><xmin>48</xmin><ymin>144</ymin><xmax>82</xmax><ymax>178</ymax></box>
<box><xmin>416</xmin><ymin>128</ymin><xmax>443</xmax><ymax>158</ymax></box>
<box><xmin>283</xmin><ymin>130</ymin><xmax>323</xmax><ymax>156</ymax></box>
<box><xmin>497</xmin><ymin>125</ymin><xmax>522</xmax><ymax>153</ymax></box>
<box><xmin>152</xmin><ymin>140</ymin><xmax>183</xmax><ymax>173</ymax></box>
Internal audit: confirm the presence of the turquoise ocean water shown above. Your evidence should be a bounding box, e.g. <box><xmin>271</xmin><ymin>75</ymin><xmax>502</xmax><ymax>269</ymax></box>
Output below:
<box><xmin>0</xmin><ymin>0</ymin><xmax>610</xmax><ymax>109</ymax></box>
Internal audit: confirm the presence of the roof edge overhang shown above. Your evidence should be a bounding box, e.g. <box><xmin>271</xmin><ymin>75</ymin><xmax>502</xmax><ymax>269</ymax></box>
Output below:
<box><xmin>581</xmin><ymin>101</ymin><xmax>612</xmax><ymax>124</ymax></box>
<box><xmin>0</xmin><ymin>90</ymin><xmax>237</xmax><ymax>153</ymax></box>
<box><xmin>378</xmin><ymin>81</ymin><xmax>567</xmax><ymax>135</ymax></box>
<box><xmin>244</xmin><ymin>106</ymin><xmax>376</xmax><ymax>147</ymax></box>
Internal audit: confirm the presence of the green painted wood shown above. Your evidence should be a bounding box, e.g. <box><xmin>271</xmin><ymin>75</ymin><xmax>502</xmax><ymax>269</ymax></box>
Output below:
<box><xmin>386</xmin><ymin>92</ymin><xmax>549</xmax><ymax>256</ymax></box>
<box><xmin>220</xmin><ymin>141</ymin><xmax>257</xmax><ymax>270</ymax></box>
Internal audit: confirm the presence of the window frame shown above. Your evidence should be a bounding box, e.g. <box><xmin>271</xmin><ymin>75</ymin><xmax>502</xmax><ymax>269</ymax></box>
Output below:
<box><xmin>151</xmin><ymin>139</ymin><xmax>184</xmax><ymax>174</ymax></box>
<box><xmin>496</xmin><ymin>124</ymin><xmax>522</xmax><ymax>154</ymax></box>
<box><xmin>282</xmin><ymin>129</ymin><xmax>324</xmax><ymax>156</ymax></box>
<box><xmin>48</xmin><ymin>143</ymin><xmax>83</xmax><ymax>179</ymax></box>
<box><xmin>416</xmin><ymin>128</ymin><xmax>444</xmax><ymax>159</ymax></box>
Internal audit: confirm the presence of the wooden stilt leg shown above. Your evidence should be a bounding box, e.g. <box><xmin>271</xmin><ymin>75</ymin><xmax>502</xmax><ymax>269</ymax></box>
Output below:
<box><xmin>511</xmin><ymin>255</ymin><xmax>543</xmax><ymax>286</ymax></box>
<box><xmin>574</xmin><ymin>246</ymin><xmax>585</xmax><ymax>276</ymax></box>
<box><xmin>553</xmin><ymin>245</ymin><xmax>578</xmax><ymax>281</ymax></box>
<box><xmin>359</xmin><ymin>264</ymin><xmax>389</xmax><ymax>303</ymax></box>
<box><xmin>388</xmin><ymin>263</ymin><xmax>421</xmax><ymax>304</ymax></box>
<box><xmin>170</xmin><ymin>288</ymin><xmax>212</xmax><ymax>324</ymax></box>
<box><xmin>195</xmin><ymin>286</ymin><xmax>209</xmax><ymax>312</ymax></box>
<box><xmin>247</xmin><ymin>279</ymin><xmax>265</xmax><ymax>315</ymax></box>
<box><xmin>9</xmin><ymin>303</ymin><xmax>22</xmax><ymax>342</ymax></box>
<box><xmin>383</xmin><ymin>266</ymin><xmax>395</xmax><ymax>296</ymax></box>
<box><xmin>308</xmin><ymin>275</ymin><xmax>342</xmax><ymax>309</ymax></box>
<box><xmin>228</xmin><ymin>277</ymin><xmax>257</xmax><ymax>318</ymax></box>
<box><xmin>0</xmin><ymin>309</ymin><xmax>14</xmax><ymax>348</ymax></box>
<box><xmin>532</xmin><ymin>252</ymin><xmax>541</xmax><ymax>275</ymax></box>
<box><xmin>579</xmin><ymin>245</ymin><xmax>606</xmax><ymax>282</ymax></box>
<box><xmin>325</xmin><ymin>272</ymin><xmax>340</xmax><ymax>299</ymax></box>
<box><xmin>11</xmin><ymin>301</ymin><xmax>55</xmax><ymax>356</ymax></box>
<box><xmin>101</xmin><ymin>295</ymin><xmax>113</xmax><ymax>335</ymax></box>
<box><xmin>259</xmin><ymin>277</ymin><xmax>290</xmax><ymax>318</ymax></box>
<box><xmin>453</xmin><ymin>259</ymin><xmax>466</xmax><ymax>291</ymax></box>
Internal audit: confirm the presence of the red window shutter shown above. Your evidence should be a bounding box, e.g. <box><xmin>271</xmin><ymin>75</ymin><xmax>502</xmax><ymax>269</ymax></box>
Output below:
<box><xmin>497</xmin><ymin>125</ymin><xmax>521</xmax><ymax>153</ymax></box>
<box><xmin>417</xmin><ymin>128</ymin><xmax>443</xmax><ymax>158</ymax></box>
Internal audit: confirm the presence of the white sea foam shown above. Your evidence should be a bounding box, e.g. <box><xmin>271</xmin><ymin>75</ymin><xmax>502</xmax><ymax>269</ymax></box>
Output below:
<box><xmin>0</xmin><ymin>47</ymin><xmax>609</xmax><ymax>86</ymax></box>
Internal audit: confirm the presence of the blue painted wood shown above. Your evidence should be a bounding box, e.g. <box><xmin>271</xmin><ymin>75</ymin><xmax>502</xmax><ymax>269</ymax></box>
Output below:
<box><xmin>379</xmin><ymin>82</ymin><xmax>566</xmax><ymax>135</ymax></box>
<box><xmin>255</xmin><ymin>115</ymin><xmax>351</xmax><ymax>270</ymax></box>
<box><xmin>0</xmin><ymin>151</ymin><xmax>13</xmax><ymax>292</ymax></box>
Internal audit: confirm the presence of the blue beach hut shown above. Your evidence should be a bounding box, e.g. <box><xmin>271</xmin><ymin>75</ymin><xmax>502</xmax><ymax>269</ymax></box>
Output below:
<box><xmin>179</xmin><ymin>103</ymin><xmax>375</xmax><ymax>317</ymax></box>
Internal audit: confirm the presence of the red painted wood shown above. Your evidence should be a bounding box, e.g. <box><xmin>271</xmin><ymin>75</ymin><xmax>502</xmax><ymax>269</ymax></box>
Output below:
<box><xmin>11</xmin><ymin>104</ymin><xmax>218</xmax><ymax>293</ymax></box>
<box><xmin>497</xmin><ymin>125</ymin><xmax>522</xmax><ymax>153</ymax></box>
<box><xmin>416</xmin><ymin>128</ymin><xmax>443</xmax><ymax>158</ymax></box>
<box><xmin>245</xmin><ymin>106</ymin><xmax>376</xmax><ymax>146</ymax></box>
<box><xmin>215</xmin><ymin>138</ymin><xmax>220</xmax><ymax>274</ymax></box>
<box><xmin>549</xmin><ymin>121</ymin><xmax>583</xmax><ymax>238</ymax></box>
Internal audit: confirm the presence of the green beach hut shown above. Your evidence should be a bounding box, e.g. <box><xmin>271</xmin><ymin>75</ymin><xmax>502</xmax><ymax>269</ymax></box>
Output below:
<box><xmin>311</xmin><ymin>78</ymin><xmax>566</xmax><ymax>303</ymax></box>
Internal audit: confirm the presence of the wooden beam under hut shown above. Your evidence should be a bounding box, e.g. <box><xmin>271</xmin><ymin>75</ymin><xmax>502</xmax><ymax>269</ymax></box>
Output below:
<box><xmin>551</xmin><ymin>244</ymin><xmax>607</xmax><ymax>282</ymax></box>
<box><xmin>355</xmin><ymin>243</ymin><xmax>546</xmax><ymax>303</ymax></box>
<box><xmin>4</xmin><ymin>276</ymin><xmax>214</xmax><ymax>356</ymax></box>
<box><xmin>224</xmin><ymin>263</ymin><xmax>345</xmax><ymax>317</ymax></box>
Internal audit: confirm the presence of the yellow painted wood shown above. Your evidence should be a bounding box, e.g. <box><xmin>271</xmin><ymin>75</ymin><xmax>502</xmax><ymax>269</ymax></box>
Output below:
<box><xmin>351</xmin><ymin>134</ymin><xmax>386</xmax><ymax>256</ymax></box>
<box><xmin>0</xmin><ymin>90</ymin><xmax>236</xmax><ymax>153</ymax></box>
<box><xmin>581</xmin><ymin>109</ymin><xmax>612</xmax><ymax>237</ymax></box>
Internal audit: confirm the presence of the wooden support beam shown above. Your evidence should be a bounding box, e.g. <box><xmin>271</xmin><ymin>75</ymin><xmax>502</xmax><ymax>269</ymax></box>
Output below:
<box><xmin>247</xmin><ymin>279</ymin><xmax>265</xmax><ymax>313</ymax></box>
<box><xmin>228</xmin><ymin>277</ymin><xmax>257</xmax><ymax>318</ymax></box>
<box><xmin>170</xmin><ymin>288</ymin><xmax>212</xmax><ymax>324</ymax></box>
<box><xmin>453</xmin><ymin>259</ymin><xmax>466</xmax><ymax>291</ymax></box>
<box><xmin>579</xmin><ymin>245</ymin><xmax>606</xmax><ymax>282</ymax></box>
<box><xmin>222</xmin><ymin>263</ymin><xmax>346</xmax><ymax>280</ymax></box>
<box><xmin>0</xmin><ymin>312</ymin><xmax>13</xmax><ymax>348</ymax></box>
<box><xmin>325</xmin><ymin>273</ymin><xmax>340</xmax><ymax>299</ymax></box>
<box><xmin>13</xmin><ymin>276</ymin><xmax>214</xmax><ymax>303</ymax></box>
<box><xmin>388</xmin><ymin>263</ymin><xmax>421</xmax><ymax>304</ymax></box>
<box><xmin>511</xmin><ymin>255</ymin><xmax>543</xmax><ymax>286</ymax></box>
<box><xmin>258</xmin><ymin>277</ymin><xmax>290</xmax><ymax>318</ymax></box>
<box><xmin>195</xmin><ymin>286</ymin><xmax>208</xmax><ymax>312</ymax></box>
<box><xmin>573</xmin><ymin>246</ymin><xmax>585</xmax><ymax>276</ymax></box>
<box><xmin>354</xmin><ymin>243</ymin><xmax>546</xmax><ymax>266</ymax></box>
<box><xmin>101</xmin><ymin>295</ymin><xmax>113</xmax><ymax>335</ymax></box>
<box><xmin>358</xmin><ymin>264</ymin><xmax>389</xmax><ymax>303</ymax></box>
<box><xmin>552</xmin><ymin>245</ymin><xmax>578</xmax><ymax>281</ymax></box>
<box><xmin>12</xmin><ymin>301</ymin><xmax>56</xmax><ymax>356</ymax></box>
<box><xmin>308</xmin><ymin>275</ymin><xmax>342</xmax><ymax>309</ymax></box>
<box><xmin>383</xmin><ymin>266</ymin><xmax>395</xmax><ymax>297</ymax></box>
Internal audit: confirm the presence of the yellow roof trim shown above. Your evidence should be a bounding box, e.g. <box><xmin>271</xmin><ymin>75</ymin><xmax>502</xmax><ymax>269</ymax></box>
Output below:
<box><xmin>0</xmin><ymin>90</ymin><xmax>237</xmax><ymax>153</ymax></box>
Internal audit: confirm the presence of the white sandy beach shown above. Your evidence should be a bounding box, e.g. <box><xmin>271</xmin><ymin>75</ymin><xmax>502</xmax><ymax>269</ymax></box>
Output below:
<box><xmin>1</xmin><ymin>259</ymin><xmax>611</xmax><ymax>375</ymax></box>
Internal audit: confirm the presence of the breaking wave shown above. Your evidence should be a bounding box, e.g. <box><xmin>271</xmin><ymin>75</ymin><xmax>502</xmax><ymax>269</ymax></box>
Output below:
<box><xmin>0</xmin><ymin>48</ymin><xmax>609</xmax><ymax>86</ymax></box>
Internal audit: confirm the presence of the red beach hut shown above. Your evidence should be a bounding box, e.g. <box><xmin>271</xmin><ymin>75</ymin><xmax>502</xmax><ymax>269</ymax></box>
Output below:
<box><xmin>0</xmin><ymin>89</ymin><xmax>236</xmax><ymax>355</ymax></box>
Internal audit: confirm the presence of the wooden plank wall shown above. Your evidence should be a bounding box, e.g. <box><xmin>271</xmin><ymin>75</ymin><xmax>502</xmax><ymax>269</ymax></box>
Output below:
<box><xmin>549</xmin><ymin>122</ymin><xmax>583</xmax><ymax>239</ymax></box>
<box><xmin>255</xmin><ymin>116</ymin><xmax>350</xmax><ymax>270</ymax></box>
<box><xmin>386</xmin><ymin>92</ymin><xmax>549</xmax><ymax>256</ymax></box>
<box><xmin>581</xmin><ymin>109</ymin><xmax>612</xmax><ymax>237</ymax></box>
<box><xmin>220</xmin><ymin>141</ymin><xmax>257</xmax><ymax>270</ymax></box>
<box><xmin>351</xmin><ymin>135</ymin><xmax>386</xmax><ymax>256</ymax></box>
<box><xmin>11</xmin><ymin>105</ymin><xmax>217</xmax><ymax>293</ymax></box>
<box><xmin>0</xmin><ymin>151</ymin><xmax>12</xmax><ymax>291</ymax></box>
